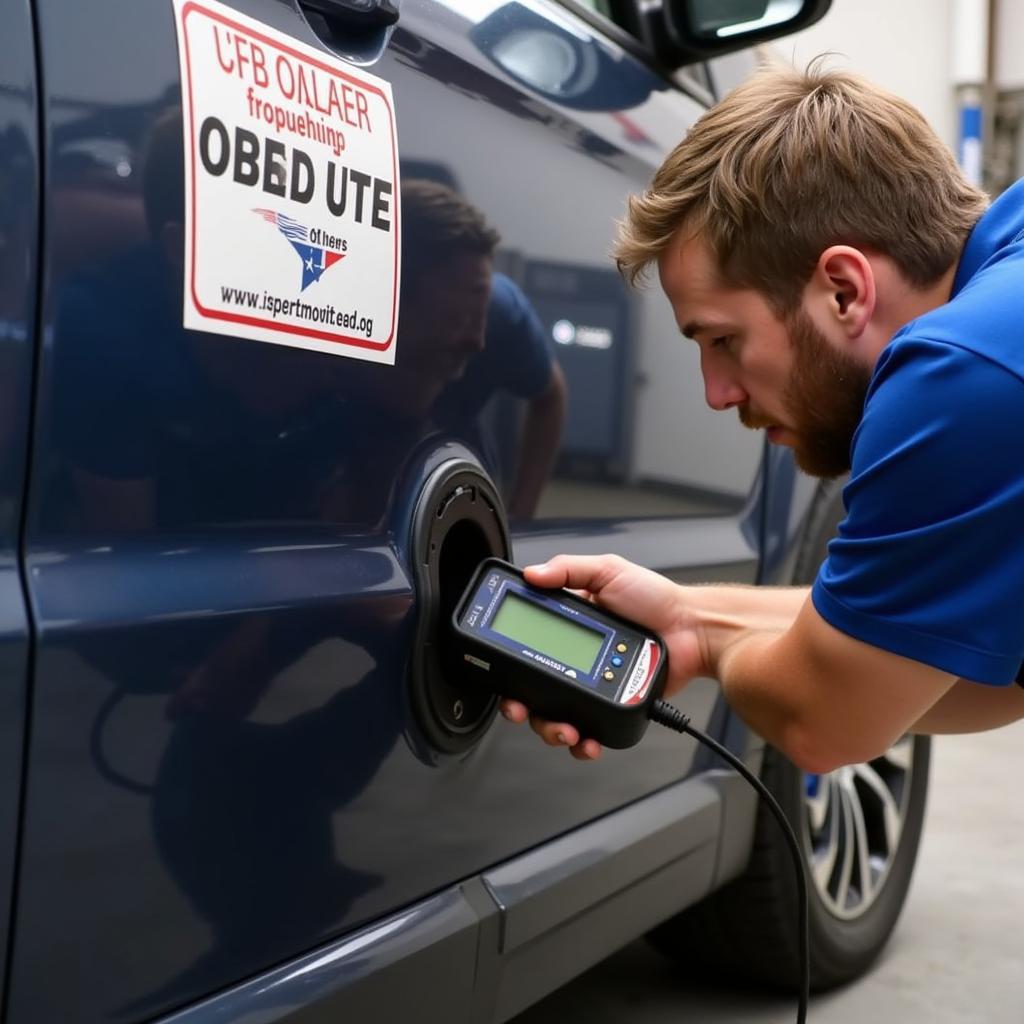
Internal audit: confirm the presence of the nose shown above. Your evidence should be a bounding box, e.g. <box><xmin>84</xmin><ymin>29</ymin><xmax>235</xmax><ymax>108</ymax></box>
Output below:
<box><xmin>702</xmin><ymin>363</ymin><xmax>747</xmax><ymax>412</ymax></box>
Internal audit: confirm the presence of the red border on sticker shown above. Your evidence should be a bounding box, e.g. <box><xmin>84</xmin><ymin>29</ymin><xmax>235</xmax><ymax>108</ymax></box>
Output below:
<box><xmin>180</xmin><ymin>1</ymin><xmax>399</xmax><ymax>351</ymax></box>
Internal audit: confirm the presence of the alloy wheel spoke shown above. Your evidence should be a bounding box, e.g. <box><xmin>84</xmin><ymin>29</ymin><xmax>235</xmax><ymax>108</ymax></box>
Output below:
<box><xmin>832</xmin><ymin>770</ymin><xmax>857</xmax><ymax>910</ymax></box>
<box><xmin>807</xmin><ymin>781</ymin><xmax>830</xmax><ymax>833</ymax></box>
<box><xmin>853</xmin><ymin>760</ymin><xmax>902</xmax><ymax>854</ymax></box>
<box><xmin>882</xmin><ymin>736</ymin><xmax>913</xmax><ymax>771</ymax></box>
<box><xmin>841</xmin><ymin>768</ymin><xmax>877</xmax><ymax>905</ymax></box>
<box><xmin>811</xmin><ymin>775</ymin><xmax>841</xmax><ymax>891</ymax></box>
<box><xmin>803</xmin><ymin>737</ymin><xmax>915</xmax><ymax>919</ymax></box>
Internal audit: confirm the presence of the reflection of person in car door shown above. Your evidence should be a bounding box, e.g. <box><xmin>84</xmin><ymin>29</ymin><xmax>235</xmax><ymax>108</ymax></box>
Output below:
<box><xmin>503</xmin><ymin>62</ymin><xmax>1024</xmax><ymax>768</ymax></box>
<box><xmin>314</xmin><ymin>178</ymin><xmax>566</xmax><ymax>520</ymax></box>
<box><xmin>398</xmin><ymin>178</ymin><xmax>567</xmax><ymax>520</ymax></box>
<box><xmin>433</xmin><ymin>268</ymin><xmax>567</xmax><ymax>521</ymax></box>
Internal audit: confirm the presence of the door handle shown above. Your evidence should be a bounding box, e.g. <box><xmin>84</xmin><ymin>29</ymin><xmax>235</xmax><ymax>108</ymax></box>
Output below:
<box><xmin>299</xmin><ymin>0</ymin><xmax>400</xmax><ymax>30</ymax></box>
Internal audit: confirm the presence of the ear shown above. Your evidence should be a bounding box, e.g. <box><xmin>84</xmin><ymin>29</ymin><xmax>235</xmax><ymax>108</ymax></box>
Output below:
<box><xmin>808</xmin><ymin>246</ymin><xmax>876</xmax><ymax>340</ymax></box>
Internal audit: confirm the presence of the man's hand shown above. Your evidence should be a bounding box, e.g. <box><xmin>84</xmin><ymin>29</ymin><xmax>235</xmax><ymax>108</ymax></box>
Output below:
<box><xmin>499</xmin><ymin>553</ymin><xmax>962</xmax><ymax>773</ymax></box>
<box><xmin>499</xmin><ymin>554</ymin><xmax>706</xmax><ymax>760</ymax></box>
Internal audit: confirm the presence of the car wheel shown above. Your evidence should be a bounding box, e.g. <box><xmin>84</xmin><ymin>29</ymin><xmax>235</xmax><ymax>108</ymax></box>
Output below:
<box><xmin>648</xmin><ymin>480</ymin><xmax>932</xmax><ymax>991</ymax></box>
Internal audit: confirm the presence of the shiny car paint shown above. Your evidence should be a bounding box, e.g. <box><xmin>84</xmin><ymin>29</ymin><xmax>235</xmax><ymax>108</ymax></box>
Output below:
<box><xmin>0</xmin><ymin>2</ymin><xmax>820</xmax><ymax>1021</ymax></box>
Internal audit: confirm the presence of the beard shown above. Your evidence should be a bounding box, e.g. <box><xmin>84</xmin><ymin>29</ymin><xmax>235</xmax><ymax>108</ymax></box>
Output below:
<box><xmin>742</xmin><ymin>309</ymin><xmax>874</xmax><ymax>479</ymax></box>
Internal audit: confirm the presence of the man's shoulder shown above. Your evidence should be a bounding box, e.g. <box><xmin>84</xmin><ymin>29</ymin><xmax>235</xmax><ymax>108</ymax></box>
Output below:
<box><xmin>894</xmin><ymin>241</ymin><xmax>1024</xmax><ymax>384</ymax></box>
<box><xmin>856</xmin><ymin>328</ymin><xmax>1024</xmax><ymax>484</ymax></box>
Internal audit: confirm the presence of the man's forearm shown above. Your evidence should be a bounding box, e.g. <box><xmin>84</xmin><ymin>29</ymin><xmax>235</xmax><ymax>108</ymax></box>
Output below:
<box><xmin>685</xmin><ymin>583</ymin><xmax>958</xmax><ymax>771</ymax></box>
<box><xmin>682</xmin><ymin>583</ymin><xmax>811</xmax><ymax>761</ymax></box>
<box><xmin>680</xmin><ymin>583</ymin><xmax>809</xmax><ymax>667</ymax></box>
<box><xmin>682</xmin><ymin>594</ymin><xmax>1020</xmax><ymax>764</ymax></box>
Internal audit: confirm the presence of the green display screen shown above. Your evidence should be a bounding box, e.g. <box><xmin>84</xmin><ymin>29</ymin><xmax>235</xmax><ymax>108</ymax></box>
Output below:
<box><xmin>491</xmin><ymin>592</ymin><xmax>604</xmax><ymax>673</ymax></box>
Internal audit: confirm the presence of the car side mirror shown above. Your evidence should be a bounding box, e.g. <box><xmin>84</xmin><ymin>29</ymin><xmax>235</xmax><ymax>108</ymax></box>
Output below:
<box><xmin>471</xmin><ymin>2</ymin><xmax>661</xmax><ymax>111</ymax></box>
<box><xmin>621</xmin><ymin>0</ymin><xmax>832</xmax><ymax>68</ymax></box>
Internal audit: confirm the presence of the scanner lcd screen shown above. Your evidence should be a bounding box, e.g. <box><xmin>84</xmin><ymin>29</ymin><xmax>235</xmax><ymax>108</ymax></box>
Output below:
<box><xmin>490</xmin><ymin>592</ymin><xmax>604</xmax><ymax>673</ymax></box>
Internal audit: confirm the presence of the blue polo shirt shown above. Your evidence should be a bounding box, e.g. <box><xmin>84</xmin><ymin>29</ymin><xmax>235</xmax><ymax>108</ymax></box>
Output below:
<box><xmin>812</xmin><ymin>178</ymin><xmax>1024</xmax><ymax>685</ymax></box>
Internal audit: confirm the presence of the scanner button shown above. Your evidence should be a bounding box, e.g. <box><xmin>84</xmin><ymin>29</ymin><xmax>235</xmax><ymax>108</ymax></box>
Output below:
<box><xmin>616</xmin><ymin>643</ymin><xmax>628</xmax><ymax>653</ymax></box>
<box><xmin>603</xmin><ymin>670</ymin><xmax>615</xmax><ymax>681</ymax></box>
<box><xmin>611</xmin><ymin>656</ymin><xmax>623</xmax><ymax>667</ymax></box>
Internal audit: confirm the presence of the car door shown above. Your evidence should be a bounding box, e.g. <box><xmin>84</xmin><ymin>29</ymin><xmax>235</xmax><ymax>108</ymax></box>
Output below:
<box><xmin>9</xmin><ymin>1</ymin><xmax>764</xmax><ymax>1022</ymax></box>
<box><xmin>0</xmin><ymin>0</ymin><xmax>40</xmax><ymax>1012</ymax></box>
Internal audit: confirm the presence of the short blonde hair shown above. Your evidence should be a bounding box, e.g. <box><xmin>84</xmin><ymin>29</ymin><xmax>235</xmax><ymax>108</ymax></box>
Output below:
<box><xmin>615</xmin><ymin>61</ymin><xmax>988</xmax><ymax>310</ymax></box>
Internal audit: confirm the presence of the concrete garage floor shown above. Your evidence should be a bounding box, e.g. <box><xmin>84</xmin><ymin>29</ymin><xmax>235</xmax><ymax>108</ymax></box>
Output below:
<box><xmin>512</xmin><ymin>719</ymin><xmax>1024</xmax><ymax>1024</ymax></box>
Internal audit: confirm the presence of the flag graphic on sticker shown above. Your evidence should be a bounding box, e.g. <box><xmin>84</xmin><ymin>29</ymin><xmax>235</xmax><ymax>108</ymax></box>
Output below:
<box><xmin>253</xmin><ymin>208</ymin><xmax>347</xmax><ymax>291</ymax></box>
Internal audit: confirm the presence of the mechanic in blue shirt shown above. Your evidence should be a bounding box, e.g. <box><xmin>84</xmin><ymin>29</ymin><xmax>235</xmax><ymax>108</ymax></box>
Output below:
<box><xmin>502</xmin><ymin>63</ymin><xmax>1024</xmax><ymax>768</ymax></box>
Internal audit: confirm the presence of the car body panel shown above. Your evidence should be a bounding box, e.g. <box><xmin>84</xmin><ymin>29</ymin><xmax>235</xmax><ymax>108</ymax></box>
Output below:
<box><xmin>155</xmin><ymin>883</ymin><xmax>488</xmax><ymax>1024</ymax></box>
<box><xmin>6</xmin><ymin>1</ymin><xmax>821</xmax><ymax>1021</ymax></box>
<box><xmin>103</xmin><ymin>769</ymin><xmax>728</xmax><ymax>1024</ymax></box>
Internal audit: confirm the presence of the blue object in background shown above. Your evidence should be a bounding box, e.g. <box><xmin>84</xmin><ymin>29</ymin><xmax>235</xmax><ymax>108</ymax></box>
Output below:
<box><xmin>958</xmin><ymin>98</ymin><xmax>983</xmax><ymax>186</ymax></box>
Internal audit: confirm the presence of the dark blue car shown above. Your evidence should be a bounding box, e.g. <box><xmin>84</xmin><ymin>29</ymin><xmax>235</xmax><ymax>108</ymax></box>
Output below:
<box><xmin>0</xmin><ymin>1</ymin><xmax>930</xmax><ymax>1020</ymax></box>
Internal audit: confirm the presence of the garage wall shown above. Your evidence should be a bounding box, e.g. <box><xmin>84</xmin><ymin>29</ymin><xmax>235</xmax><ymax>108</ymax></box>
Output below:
<box><xmin>767</xmin><ymin>0</ymin><xmax>957</xmax><ymax>148</ymax></box>
<box><xmin>996</xmin><ymin>1</ymin><xmax>1024</xmax><ymax>90</ymax></box>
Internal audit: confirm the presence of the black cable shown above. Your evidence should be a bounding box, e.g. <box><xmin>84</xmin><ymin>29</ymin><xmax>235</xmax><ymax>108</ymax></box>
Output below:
<box><xmin>650</xmin><ymin>699</ymin><xmax>809</xmax><ymax>1024</ymax></box>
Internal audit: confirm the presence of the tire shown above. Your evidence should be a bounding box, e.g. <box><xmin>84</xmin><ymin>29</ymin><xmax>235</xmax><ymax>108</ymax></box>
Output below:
<box><xmin>648</xmin><ymin>480</ymin><xmax>932</xmax><ymax>992</ymax></box>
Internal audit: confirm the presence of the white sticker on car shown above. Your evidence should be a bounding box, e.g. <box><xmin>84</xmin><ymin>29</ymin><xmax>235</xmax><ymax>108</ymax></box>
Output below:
<box><xmin>172</xmin><ymin>0</ymin><xmax>400</xmax><ymax>361</ymax></box>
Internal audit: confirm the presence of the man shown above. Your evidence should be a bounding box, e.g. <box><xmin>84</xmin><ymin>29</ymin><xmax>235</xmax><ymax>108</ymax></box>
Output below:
<box><xmin>501</xmin><ymin>62</ymin><xmax>1024</xmax><ymax>767</ymax></box>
